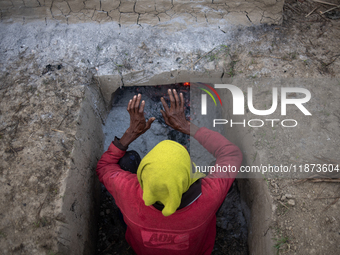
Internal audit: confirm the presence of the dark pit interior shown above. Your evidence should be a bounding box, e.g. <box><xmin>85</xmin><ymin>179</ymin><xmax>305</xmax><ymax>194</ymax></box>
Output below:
<box><xmin>96</xmin><ymin>85</ymin><xmax>249</xmax><ymax>255</ymax></box>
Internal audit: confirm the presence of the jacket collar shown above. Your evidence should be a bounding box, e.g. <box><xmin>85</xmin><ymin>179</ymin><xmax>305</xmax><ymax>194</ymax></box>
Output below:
<box><xmin>152</xmin><ymin>179</ymin><xmax>202</xmax><ymax>211</ymax></box>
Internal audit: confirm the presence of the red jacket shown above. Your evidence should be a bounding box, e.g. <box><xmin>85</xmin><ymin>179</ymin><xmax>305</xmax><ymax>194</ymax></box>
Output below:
<box><xmin>96</xmin><ymin>127</ymin><xmax>242</xmax><ymax>255</ymax></box>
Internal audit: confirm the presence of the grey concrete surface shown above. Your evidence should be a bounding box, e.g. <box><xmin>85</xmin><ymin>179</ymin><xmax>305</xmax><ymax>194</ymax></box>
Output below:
<box><xmin>56</xmin><ymin>84</ymin><xmax>105</xmax><ymax>255</ymax></box>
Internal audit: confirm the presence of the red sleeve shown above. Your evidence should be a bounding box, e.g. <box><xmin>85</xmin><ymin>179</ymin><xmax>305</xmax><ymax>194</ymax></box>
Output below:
<box><xmin>96</xmin><ymin>142</ymin><xmax>126</xmax><ymax>183</ymax></box>
<box><xmin>95</xmin><ymin>142</ymin><xmax>137</xmax><ymax>201</ymax></box>
<box><xmin>194</xmin><ymin>127</ymin><xmax>243</xmax><ymax>199</ymax></box>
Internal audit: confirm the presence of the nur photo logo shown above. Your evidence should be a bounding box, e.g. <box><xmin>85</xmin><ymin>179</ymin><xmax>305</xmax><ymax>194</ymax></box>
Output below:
<box><xmin>191</xmin><ymin>83</ymin><xmax>312</xmax><ymax>128</ymax></box>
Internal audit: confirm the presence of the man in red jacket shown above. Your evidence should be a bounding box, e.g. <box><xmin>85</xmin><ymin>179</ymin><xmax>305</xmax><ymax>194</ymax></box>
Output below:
<box><xmin>96</xmin><ymin>89</ymin><xmax>242</xmax><ymax>255</ymax></box>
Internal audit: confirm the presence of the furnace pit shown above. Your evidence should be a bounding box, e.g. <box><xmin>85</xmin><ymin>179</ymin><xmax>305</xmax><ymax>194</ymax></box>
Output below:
<box><xmin>96</xmin><ymin>85</ymin><xmax>249</xmax><ymax>254</ymax></box>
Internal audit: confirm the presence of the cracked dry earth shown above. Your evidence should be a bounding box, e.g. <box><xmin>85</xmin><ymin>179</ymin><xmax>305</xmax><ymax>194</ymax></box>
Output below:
<box><xmin>0</xmin><ymin>0</ymin><xmax>340</xmax><ymax>255</ymax></box>
<box><xmin>0</xmin><ymin>0</ymin><xmax>282</xmax><ymax>26</ymax></box>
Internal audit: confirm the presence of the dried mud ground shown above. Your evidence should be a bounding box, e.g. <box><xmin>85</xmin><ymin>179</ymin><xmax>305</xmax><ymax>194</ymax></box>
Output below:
<box><xmin>1</xmin><ymin>0</ymin><xmax>340</xmax><ymax>254</ymax></box>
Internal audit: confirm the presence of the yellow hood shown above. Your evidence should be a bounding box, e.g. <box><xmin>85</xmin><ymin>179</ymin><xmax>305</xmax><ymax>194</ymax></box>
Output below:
<box><xmin>137</xmin><ymin>140</ymin><xmax>200</xmax><ymax>216</ymax></box>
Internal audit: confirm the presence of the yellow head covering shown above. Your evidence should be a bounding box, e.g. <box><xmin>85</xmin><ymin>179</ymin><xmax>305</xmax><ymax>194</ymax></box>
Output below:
<box><xmin>137</xmin><ymin>140</ymin><xmax>200</xmax><ymax>217</ymax></box>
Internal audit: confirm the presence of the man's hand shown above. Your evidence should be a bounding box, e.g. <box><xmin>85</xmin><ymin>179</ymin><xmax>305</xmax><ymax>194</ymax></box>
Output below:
<box><xmin>120</xmin><ymin>94</ymin><xmax>155</xmax><ymax>147</ymax></box>
<box><xmin>161</xmin><ymin>89</ymin><xmax>199</xmax><ymax>136</ymax></box>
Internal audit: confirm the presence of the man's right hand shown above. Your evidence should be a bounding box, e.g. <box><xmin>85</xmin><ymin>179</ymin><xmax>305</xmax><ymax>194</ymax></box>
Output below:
<box><xmin>160</xmin><ymin>89</ymin><xmax>199</xmax><ymax>136</ymax></box>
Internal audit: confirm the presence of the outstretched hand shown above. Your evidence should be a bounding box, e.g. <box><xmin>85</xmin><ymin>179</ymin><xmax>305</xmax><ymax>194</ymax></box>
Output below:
<box><xmin>127</xmin><ymin>94</ymin><xmax>155</xmax><ymax>135</ymax></box>
<box><xmin>120</xmin><ymin>94</ymin><xmax>155</xmax><ymax>147</ymax></box>
<box><xmin>160</xmin><ymin>89</ymin><xmax>191</xmax><ymax>135</ymax></box>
